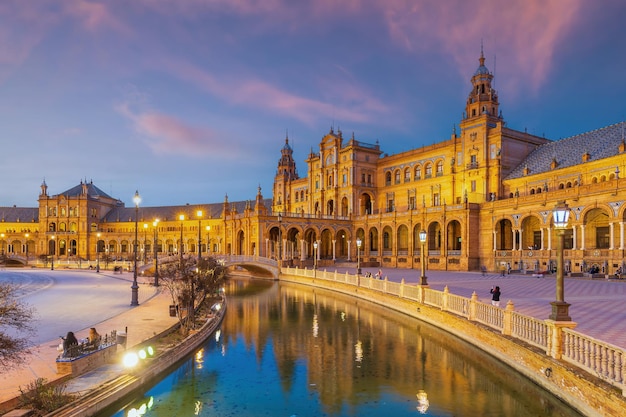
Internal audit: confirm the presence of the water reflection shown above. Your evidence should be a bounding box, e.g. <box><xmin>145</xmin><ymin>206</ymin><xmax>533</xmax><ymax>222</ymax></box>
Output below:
<box><xmin>103</xmin><ymin>278</ymin><xmax>582</xmax><ymax>417</ymax></box>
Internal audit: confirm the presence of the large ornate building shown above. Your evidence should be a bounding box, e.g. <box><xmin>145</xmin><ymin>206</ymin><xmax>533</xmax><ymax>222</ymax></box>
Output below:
<box><xmin>2</xmin><ymin>51</ymin><xmax>625</xmax><ymax>275</ymax></box>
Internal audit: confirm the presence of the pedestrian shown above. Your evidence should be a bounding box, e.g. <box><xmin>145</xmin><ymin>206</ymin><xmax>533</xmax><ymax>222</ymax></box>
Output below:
<box><xmin>377</xmin><ymin>268</ymin><xmax>383</xmax><ymax>279</ymax></box>
<box><xmin>61</xmin><ymin>331</ymin><xmax>79</xmax><ymax>357</ymax></box>
<box><xmin>490</xmin><ymin>286</ymin><xmax>501</xmax><ymax>307</ymax></box>
<box><xmin>481</xmin><ymin>265</ymin><xmax>487</xmax><ymax>276</ymax></box>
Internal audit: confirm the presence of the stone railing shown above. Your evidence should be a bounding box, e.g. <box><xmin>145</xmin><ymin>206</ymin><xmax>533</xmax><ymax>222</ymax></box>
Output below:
<box><xmin>282</xmin><ymin>266</ymin><xmax>626</xmax><ymax>396</ymax></box>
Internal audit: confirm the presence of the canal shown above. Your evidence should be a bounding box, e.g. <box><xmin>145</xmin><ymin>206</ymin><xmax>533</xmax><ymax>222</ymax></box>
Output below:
<box><xmin>100</xmin><ymin>277</ymin><xmax>583</xmax><ymax>417</ymax></box>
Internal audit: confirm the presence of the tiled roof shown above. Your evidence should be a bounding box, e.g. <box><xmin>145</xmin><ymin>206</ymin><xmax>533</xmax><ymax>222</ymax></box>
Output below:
<box><xmin>101</xmin><ymin>199</ymin><xmax>271</xmax><ymax>223</ymax></box>
<box><xmin>0</xmin><ymin>207</ymin><xmax>39</xmax><ymax>223</ymax></box>
<box><xmin>505</xmin><ymin>121</ymin><xmax>626</xmax><ymax>180</ymax></box>
<box><xmin>55</xmin><ymin>181</ymin><xmax>116</xmax><ymax>200</ymax></box>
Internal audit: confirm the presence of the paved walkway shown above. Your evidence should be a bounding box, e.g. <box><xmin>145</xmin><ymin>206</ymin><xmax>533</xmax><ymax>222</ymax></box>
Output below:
<box><xmin>1</xmin><ymin>266</ymin><xmax>625</xmax><ymax>409</ymax></box>
<box><xmin>0</xmin><ymin>272</ymin><xmax>178</xmax><ymax>406</ymax></box>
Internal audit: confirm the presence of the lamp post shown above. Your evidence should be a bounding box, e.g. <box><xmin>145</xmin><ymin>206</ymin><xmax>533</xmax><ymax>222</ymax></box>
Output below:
<box><xmin>24</xmin><ymin>233</ymin><xmax>29</xmax><ymax>266</ymax></box>
<box><xmin>50</xmin><ymin>235</ymin><xmax>55</xmax><ymax>270</ymax></box>
<box><xmin>153</xmin><ymin>219</ymin><xmax>159</xmax><ymax>286</ymax></box>
<box><xmin>197</xmin><ymin>210</ymin><xmax>202</xmax><ymax>262</ymax></box>
<box><xmin>419</xmin><ymin>229</ymin><xmax>428</xmax><ymax>286</ymax></box>
<box><xmin>356</xmin><ymin>237</ymin><xmax>362</xmax><ymax>275</ymax></box>
<box><xmin>96</xmin><ymin>232</ymin><xmax>101</xmax><ymax>273</ymax></box>
<box><xmin>550</xmin><ymin>201</ymin><xmax>571</xmax><ymax>321</ymax></box>
<box><xmin>130</xmin><ymin>190</ymin><xmax>141</xmax><ymax>307</ymax></box>
<box><xmin>143</xmin><ymin>223</ymin><xmax>148</xmax><ymax>264</ymax></box>
<box><xmin>1</xmin><ymin>233</ymin><xmax>4</xmax><ymax>256</ymax></box>
<box><xmin>179</xmin><ymin>214</ymin><xmax>185</xmax><ymax>266</ymax></box>
<box><xmin>313</xmin><ymin>241</ymin><xmax>318</xmax><ymax>270</ymax></box>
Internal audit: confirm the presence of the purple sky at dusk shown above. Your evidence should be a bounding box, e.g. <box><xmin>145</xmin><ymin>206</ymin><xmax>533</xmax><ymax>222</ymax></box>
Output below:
<box><xmin>1</xmin><ymin>0</ymin><xmax>624</xmax><ymax>208</ymax></box>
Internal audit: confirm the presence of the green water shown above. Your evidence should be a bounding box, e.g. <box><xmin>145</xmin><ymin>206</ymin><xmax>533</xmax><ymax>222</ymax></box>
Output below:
<box><xmin>103</xmin><ymin>278</ymin><xmax>583</xmax><ymax>417</ymax></box>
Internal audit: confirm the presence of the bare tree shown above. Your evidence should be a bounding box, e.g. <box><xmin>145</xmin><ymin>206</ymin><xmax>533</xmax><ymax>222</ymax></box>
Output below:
<box><xmin>158</xmin><ymin>256</ymin><xmax>226</xmax><ymax>333</ymax></box>
<box><xmin>0</xmin><ymin>282</ymin><xmax>35</xmax><ymax>371</ymax></box>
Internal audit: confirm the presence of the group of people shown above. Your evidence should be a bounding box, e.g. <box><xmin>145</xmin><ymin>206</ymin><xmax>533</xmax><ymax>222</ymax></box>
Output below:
<box><xmin>60</xmin><ymin>327</ymin><xmax>101</xmax><ymax>357</ymax></box>
<box><xmin>364</xmin><ymin>269</ymin><xmax>384</xmax><ymax>279</ymax></box>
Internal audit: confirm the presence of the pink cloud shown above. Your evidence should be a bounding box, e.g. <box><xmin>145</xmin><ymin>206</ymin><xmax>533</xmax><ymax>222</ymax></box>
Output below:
<box><xmin>380</xmin><ymin>0</ymin><xmax>585</xmax><ymax>95</ymax></box>
<box><xmin>164</xmin><ymin>60</ymin><xmax>393</xmax><ymax>127</ymax></box>
<box><xmin>116</xmin><ymin>102</ymin><xmax>240</xmax><ymax>158</ymax></box>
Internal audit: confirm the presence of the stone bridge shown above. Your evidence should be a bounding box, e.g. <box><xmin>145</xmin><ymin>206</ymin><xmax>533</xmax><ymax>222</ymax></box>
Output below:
<box><xmin>218</xmin><ymin>255</ymin><xmax>279</xmax><ymax>280</ymax></box>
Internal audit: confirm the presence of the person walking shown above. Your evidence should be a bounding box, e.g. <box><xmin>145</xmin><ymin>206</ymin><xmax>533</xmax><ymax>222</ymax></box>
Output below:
<box><xmin>490</xmin><ymin>286</ymin><xmax>501</xmax><ymax>307</ymax></box>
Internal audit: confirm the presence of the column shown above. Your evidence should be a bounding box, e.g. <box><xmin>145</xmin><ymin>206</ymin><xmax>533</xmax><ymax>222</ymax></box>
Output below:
<box><xmin>300</xmin><ymin>239</ymin><xmax>306</xmax><ymax>261</ymax></box>
<box><xmin>332</xmin><ymin>239</ymin><xmax>336</xmax><ymax>261</ymax></box>
<box><xmin>492</xmin><ymin>231</ymin><xmax>497</xmax><ymax>251</ymax></box>
<box><xmin>265</xmin><ymin>238</ymin><xmax>269</xmax><ymax>258</ymax></box>
<box><xmin>609</xmin><ymin>222</ymin><xmax>615</xmax><ymax>250</ymax></box>
<box><xmin>547</xmin><ymin>228</ymin><xmax>552</xmax><ymax>251</ymax></box>
<box><xmin>540</xmin><ymin>228</ymin><xmax>545</xmax><ymax>250</ymax></box>
<box><xmin>572</xmin><ymin>225</ymin><xmax>577</xmax><ymax>250</ymax></box>
<box><xmin>580</xmin><ymin>225</ymin><xmax>586</xmax><ymax>250</ymax></box>
<box><xmin>620</xmin><ymin>222</ymin><xmax>625</xmax><ymax>250</ymax></box>
<box><xmin>518</xmin><ymin>229</ymin><xmax>523</xmax><ymax>251</ymax></box>
<box><xmin>347</xmin><ymin>240</ymin><xmax>352</xmax><ymax>261</ymax></box>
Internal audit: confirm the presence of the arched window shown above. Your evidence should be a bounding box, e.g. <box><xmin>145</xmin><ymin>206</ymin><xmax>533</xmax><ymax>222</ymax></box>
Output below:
<box><xmin>385</xmin><ymin>172</ymin><xmax>392</xmax><ymax>186</ymax></box>
<box><xmin>436</xmin><ymin>161</ymin><xmax>444</xmax><ymax>176</ymax></box>
<box><xmin>425</xmin><ymin>163</ymin><xmax>433</xmax><ymax>178</ymax></box>
<box><xmin>414</xmin><ymin>166</ymin><xmax>422</xmax><ymax>180</ymax></box>
<box><xmin>394</xmin><ymin>170</ymin><xmax>401</xmax><ymax>184</ymax></box>
<box><xmin>404</xmin><ymin>168</ymin><xmax>411</xmax><ymax>182</ymax></box>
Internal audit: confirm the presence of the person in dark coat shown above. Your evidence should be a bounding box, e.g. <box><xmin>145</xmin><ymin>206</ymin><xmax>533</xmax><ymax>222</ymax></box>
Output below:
<box><xmin>490</xmin><ymin>286</ymin><xmax>501</xmax><ymax>307</ymax></box>
<box><xmin>62</xmin><ymin>331</ymin><xmax>79</xmax><ymax>357</ymax></box>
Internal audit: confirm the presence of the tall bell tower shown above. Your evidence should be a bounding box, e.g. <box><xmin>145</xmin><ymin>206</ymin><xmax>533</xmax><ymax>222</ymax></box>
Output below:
<box><xmin>464</xmin><ymin>47</ymin><xmax>499</xmax><ymax>121</ymax></box>
<box><xmin>273</xmin><ymin>134</ymin><xmax>298</xmax><ymax>213</ymax></box>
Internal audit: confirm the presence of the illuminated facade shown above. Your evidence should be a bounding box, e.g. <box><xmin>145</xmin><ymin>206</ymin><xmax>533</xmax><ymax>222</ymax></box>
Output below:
<box><xmin>1</xmin><ymin>51</ymin><xmax>626</xmax><ymax>274</ymax></box>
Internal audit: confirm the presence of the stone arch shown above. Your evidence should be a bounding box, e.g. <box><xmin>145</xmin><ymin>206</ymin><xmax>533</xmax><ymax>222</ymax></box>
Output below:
<box><xmin>446</xmin><ymin>220</ymin><xmax>462</xmax><ymax>250</ymax></box>
<box><xmin>360</xmin><ymin>193</ymin><xmax>373</xmax><ymax>215</ymax></box>
<box><xmin>495</xmin><ymin>218</ymin><xmax>513</xmax><ymax>250</ymax></box>
<box><xmin>583</xmin><ymin>207</ymin><xmax>610</xmax><ymax>249</ymax></box>
<box><xmin>341</xmin><ymin>196</ymin><xmax>349</xmax><ymax>216</ymax></box>
<box><xmin>236</xmin><ymin>230</ymin><xmax>245</xmax><ymax>255</ymax></box>
<box><xmin>520</xmin><ymin>215</ymin><xmax>542</xmax><ymax>250</ymax></box>
<box><xmin>426</xmin><ymin>221</ymin><xmax>442</xmax><ymax>251</ymax></box>
<box><xmin>382</xmin><ymin>225</ymin><xmax>393</xmax><ymax>252</ymax></box>
<box><xmin>368</xmin><ymin>226</ymin><xmax>379</xmax><ymax>253</ymax></box>
<box><xmin>397</xmin><ymin>224</ymin><xmax>409</xmax><ymax>254</ymax></box>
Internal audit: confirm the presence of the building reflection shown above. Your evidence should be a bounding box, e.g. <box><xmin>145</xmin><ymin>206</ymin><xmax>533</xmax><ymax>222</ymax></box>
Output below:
<box><xmin>218</xmin><ymin>278</ymin><xmax>580</xmax><ymax>417</ymax></box>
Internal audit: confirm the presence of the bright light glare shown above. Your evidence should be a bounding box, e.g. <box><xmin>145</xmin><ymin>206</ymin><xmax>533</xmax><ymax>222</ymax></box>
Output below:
<box><xmin>123</xmin><ymin>352</ymin><xmax>139</xmax><ymax>368</ymax></box>
<box><xmin>138</xmin><ymin>349</ymin><xmax>147</xmax><ymax>360</ymax></box>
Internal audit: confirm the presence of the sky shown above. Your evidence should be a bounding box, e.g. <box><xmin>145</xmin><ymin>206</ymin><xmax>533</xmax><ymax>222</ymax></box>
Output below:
<box><xmin>0</xmin><ymin>0</ymin><xmax>625</xmax><ymax>208</ymax></box>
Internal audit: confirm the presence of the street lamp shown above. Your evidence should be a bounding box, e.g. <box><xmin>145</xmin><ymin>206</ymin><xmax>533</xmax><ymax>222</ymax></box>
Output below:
<box><xmin>550</xmin><ymin>201</ymin><xmax>571</xmax><ymax>321</ymax></box>
<box><xmin>96</xmin><ymin>232</ymin><xmax>101</xmax><ymax>273</ymax></box>
<box><xmin>197</xmin><ymin>210</ymin><xmax>202</xmax><ymax>262</ymax></box>
<box><xmin>419</xmin><ymin>229</ymin><xmax>428</xmax><ymax>286</ymax></box>
<box><xmin>50</xmin><ymin>235</ymin><xmax>55</xmax><ymax>270</ymax></box>
<box><xmin>179</xmin><ymin>214</ymin><xmax>185</xmax><ymax>266</ymax></box>
<box><xmin>131</xmin><ymin>190</ymin><xmax>141</xmax><ymax>307</ymax></box>
<box><xmin>1</xmin><ymin>233</ymin><xmax>4</xmax><ymax>256</ymax></box>
<box><xmin>24</xmin><ymin>233</ymin><xmax>29</xmax><ymax>266</ymax></box>
<box><xmin>356</xmin><ymin>237</ymin><xmax>362</xmax><ymax>275</ymax></box>
<box><xmin>153</xmin><ymin>219</ymin><xmax>160</xmax><ymax>287</ymax></box>
<box><xmin>313</xmin><ymin>241</ymin><xmax>318</xmax><ymax>270</ymax></box>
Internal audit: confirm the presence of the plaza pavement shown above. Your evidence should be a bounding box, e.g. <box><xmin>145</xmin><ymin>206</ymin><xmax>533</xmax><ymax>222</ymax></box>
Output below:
<box><xmin>1</xmin><ymin>266</ymin><xmax>625</xmax><ymax>408</ymax></box>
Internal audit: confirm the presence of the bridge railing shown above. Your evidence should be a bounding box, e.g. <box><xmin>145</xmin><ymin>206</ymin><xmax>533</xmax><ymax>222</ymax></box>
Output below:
<box><xmin>276</xmin><ymin>265</ymin><xmax>626</xmax><ymax>396</ymax></box>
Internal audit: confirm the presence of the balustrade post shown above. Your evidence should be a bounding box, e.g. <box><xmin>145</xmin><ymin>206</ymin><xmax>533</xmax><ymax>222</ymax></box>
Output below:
<box><xmin>442</xmin><ymin>286</ymin><xmax>449</xmax><ymax>311</ymax></box>
<box><xmin>545</xmin><ymin>320</ymin><xmax>577</xmax><ymax>360</ymax></box>
<box><xmin>469</xmin><ymin>291</ymin><xmax>478</xmax><ymax>321</ymax></box>
<box><xmin>400</xmin><ymin>279</ymin><xmax>405</xmax><ymax>298</ymax></box>
<box><xmin>502</xmin><ymin>300</ymin><xmax>515</xmax><ymax>336</ymax></box>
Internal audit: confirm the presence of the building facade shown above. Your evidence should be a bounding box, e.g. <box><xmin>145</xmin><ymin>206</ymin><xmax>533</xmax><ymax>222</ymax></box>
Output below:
<box><xmin>1</xmin><ymin>52</ymin><xmax>626</xmax><ymax>275</ymax></box>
